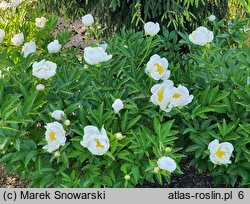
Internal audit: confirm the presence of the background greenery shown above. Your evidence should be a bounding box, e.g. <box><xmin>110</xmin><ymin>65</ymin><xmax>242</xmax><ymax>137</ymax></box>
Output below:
<box><xmin>40</xmin><ymin>0</ymin><xmax>249</xmax><ymax>32</ymax></box>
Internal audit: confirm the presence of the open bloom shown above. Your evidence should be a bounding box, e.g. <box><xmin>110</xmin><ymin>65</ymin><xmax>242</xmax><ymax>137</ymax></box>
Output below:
<box><xmin>47</xmin><ymin>40</ymin><xmax>62</xmax><ymax>53</ymax></box>
<box><xmin>51</xmin><ymin>110</ymin><xmax>65</xmax><ymax>120</ymax></box>
<box><xmin>35</xmin><ymin>17</ymin><xmax>46</xmax><ymax>28</ymax></box>
<box><xmin>84</xmin><ymin>46</ymin><xmax>112</xmax><ymax>65</ymax></box>
<box><xmin>208</xmin><ymin>139</ymin><xmax>234</xmax><ymax>165</ymax></box>
<box><xmin>189</xmin><ymin>26</ymin><xmax>214</xmax><ymax>46</ymax></box>
<box><xmin>144</xmin><ymin>22</ymin><xmax>160</xmax><ymax>36</ymax></box>
<box><xmin>22</xmin><ymin>41</ymin><xmax>36</xmax><ymax>58</ymax></box>
<box><xmin>168</xmin><ymin>85</ymin><xmax>193</xmax><ymax>109</ymax></box>
<box><xmin>82</xmin><ymin>14</ymin><xmax>94</xmax><ymax>26</ymax></box>
<box><xmin>0</xmin><ymin>1</ymin><xmax>8</xmax><ymax>10</ymax></box>
<box><xmin>208</xmin><ymin>15</ymin><xmax>216</xmax><ymax>21</ymax></box>
<box><xmin>0</xmin><ymin>29</ymin><xmax>5</xmax><ymax>43</ymax></box>
<box><xmin>100</xmin><ymin>42</ymin><xmax>108</xmax><ymax>50</ymax></box>
<box><xmin>11</xmin><ymin>32</ymin><xmax>24</xmax><ymax>46</ymax></box>
<box><xmin>150</xmin><ymin>80</ymin><xmax>174</xmax><ymax>112</ymax></box>
<box><xmin>32</xmin><ymin>59</ymin><xmax>57</xmax><ymax>80</ymax></box>
<box><xmin>43</xmin><ymin>122</ymin><xmax>66</xmax><ymax>153</ymax></box>
<box><xmin>112</xmin><ymin>99</ymin><xmax>124</xmax><ymax>113</ymax></box>
<box><xmin>157</xmin><ymin>156</ymin><xmax>177</xmax><ymax>173</ymax></box>
<box><xmin>80</xmin><ymin>126</ymin><xmax>109</xmax><ymax>155</ymax></box>
<box><xmin>145</xmin><ymin>54</ymin><xmax>170</xmax><ymax>80</ymax></box>
<box><xmin>10</xmin><ymin>0</ymin><xmax>22</xmax><ymax>7</ymax></box>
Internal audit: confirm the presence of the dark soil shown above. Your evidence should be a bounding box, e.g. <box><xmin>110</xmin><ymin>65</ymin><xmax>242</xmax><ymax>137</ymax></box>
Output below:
<box><xmin>0</xmin><ymin>165</ymin><xmax>29</xmax><ymax>188</ymax></box>
<box><xmin>138</xmin><ymin>158</ymin><xmax>227</xmax><ymax>188</ymax></box>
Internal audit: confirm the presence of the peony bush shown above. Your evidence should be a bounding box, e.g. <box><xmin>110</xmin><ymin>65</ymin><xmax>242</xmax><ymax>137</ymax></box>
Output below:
<box><xmin>0</xmin><ymin>1</ymin><xmax>250</xmax><ymax>187</ymax></box>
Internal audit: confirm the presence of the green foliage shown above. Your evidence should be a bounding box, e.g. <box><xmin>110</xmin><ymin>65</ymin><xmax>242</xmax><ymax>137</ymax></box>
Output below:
<box><xmin>40</xmin><ymin>0</ymin><xmax>245</xmax><ymax>32</ymax></box>
<box><xmin>176</xmin><ymin>16</ymin><xmax>250</xmax><ymax>187</ymax></box>
<box><xmin>0</xmin><ymin>1</ymin><xmax>250</xmax><ymax>188</ymax></box>
<box><xmin>0</xmin><ymin>2</ymin><xmax>184</xmax><ymax>187</ymax></box>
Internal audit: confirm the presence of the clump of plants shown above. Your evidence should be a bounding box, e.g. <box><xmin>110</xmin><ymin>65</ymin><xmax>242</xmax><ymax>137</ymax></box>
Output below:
<box><xmin>0</xmin><ymin>0</ymin><xmax>249</xmax><ymax>187</ymax></box>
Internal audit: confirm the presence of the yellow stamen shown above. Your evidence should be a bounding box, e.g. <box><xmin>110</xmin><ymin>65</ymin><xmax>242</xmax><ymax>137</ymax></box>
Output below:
<box><xmin>173</xmin><ymin>93</ymin><xmax>181</xmax><ymax>99</ymax></box>
<box><xmin>49</xmin><ymin>131</ymin><xmax>56</xmax><ymax>141</ymax></box>
<box><xmin>154</xmin><ymin>63</ymin><xmax>164</xmax><ymax>74</ymax></box>
<box><xmin>95</xmin><ymin>139</ymin><xmax>104</xmax><ymax>148</ymax></box>
<box><xmin>215</xmin><ymin>148</ymin><xmax>226</xmax><ymax>158</ymax></box>
<box><xmin>157</xmin><ymin>89</ymin><xmax>164</xmax><ymax>102</ymax></box>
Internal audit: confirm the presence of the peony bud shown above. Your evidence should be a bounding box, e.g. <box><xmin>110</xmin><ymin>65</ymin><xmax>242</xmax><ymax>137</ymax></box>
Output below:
<box><xmin>54</xmin><ymin>151</ymin><xmax>60</xmax><ymax>157</ymax></box>
<box><xmin>165</xmin><ymin>147</ymin><xmax>172</xmax><ymax>153</ymax></box>
<box><xmin>82</xmin><ymin>14</ymin><xmax>94</xmax><ymax>26</ymax></box>
<box><xmin>112</xmin><ymin>99</ymin><xmax>124</xmax><ymax>113</ymax></box>
<box><xmin>64</xmin><ymin>120</ymin><xmax>71</xmax><ymax>126</ymax></box>
<box><xmin>153</xmin><ymin>167</ymin><xmax>160</xmax><ymax>174</ymax></box>
<box><xmin>115</xmin><ymin>132</ymin><xmax>123</xmax><ymax>140</ymax></box>
<box><xmin>124</xmin><ymin>174</ymin><xmax>130</xmax><ymax>180</ymax></box>
<box><xmin>36</xmin><ymin>84</ymin><xmax>45</xmax><ymax>91</ymax></box>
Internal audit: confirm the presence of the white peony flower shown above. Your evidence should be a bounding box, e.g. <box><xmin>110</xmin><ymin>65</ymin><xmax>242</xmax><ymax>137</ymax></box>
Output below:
<box><xmin>157</xmin><ymin>156</ymin><xmax>177</xmax><ymax>173</ymax></box>
<box><xmin>145</xmin><ymin>54</ymin><xmax>170</xmax><ymax>80</ymax></box>
<box><xmin>47</xmin><ymin>40</ymin><xmax>62</xmax><ymax>53</ymax></box>
<box><xmin>0</xmin><ymin>29</ymin><xmax>5</xmax><ymax>43</ymax></box>
<box><xmin>80</xmin><ymin>126</ymin><xmax>110</xmax><ymax>155</ymax></box>
<box><xmin>11</xmin><ymin>32</ymin><xmax>24</xmax><ymax>46</ymax></box>
<box><xmin>82</xmin><ymin>14</ymin><xmax>94</xmax><ymax>26</ymax></box>
<box><xmin>51</xmin><ymin>110</ymin><xmax>65</xmax><ymax>120</ymax></box>
<box><xmin>32</xmin><ymin>59</ymin><xmax>57</xmax><ymax>80</ymax></box>
<box><xmin>208</xmin><ymin>139</ymin><xmax>234</xmax><ymax>165</ymax></box>
<box><xmin>36</xmin><ymin>84</ymin><xmax>45</xmax><ymax>91</ymax></box>
<box><xmin>208</xmin><ymin>15</ymin><xmax>216</xmax><ymax>21</ymax></box>
<box><xmin>189</xmin><ymin>26</ymin><xmax>214</xmax><ymax>46</ymax></box>
<box><xmin>0</xmin><ymin>1</ymin><xmax>8</xmax><ymax>10</ymax></box>
<box><xmin>21</xmin><ymin>41</ymin><xmax>36</xmax><ymax>58</ymax></box>
<box><xmin>144</xmin><ymin>22</ymin><xmax>160</xmax><ymax>36</ymax></box>
<box><xmin>43</xmin><ymin>122</ymin><xmax>66</xmax><ymax>153</ymax></box>
<box><xmin>100</xmin><ymin>42</ymin><xmax>108</xmax><ymax>50</ymax></box>
<box><xmin>169</xmin><ymin>85</ymin><xmax>193</xmax><ymax>109</ymax></box>
<box><xmin>35</xmin><ymin>17</ymin><xmax>46</xmax><ymax>28</ymax></box>
<box><xmin>84</xmin><ymin>46</ymin><xmax>112</xmax><ymax>65</ymax></box>
<box><xmin>10</xmin><ymin>0</ymin><xmax>22</xmax><ymax>7</ymax></box>
<box><xmin>112</xmin><ymin>99</ymin><xmax>124</xmax><ymax>113</ymax></box>
<box><xmin>150</xmin><ymin>80</ymin><xmax>174</xmax><ymax>112</ymax></box>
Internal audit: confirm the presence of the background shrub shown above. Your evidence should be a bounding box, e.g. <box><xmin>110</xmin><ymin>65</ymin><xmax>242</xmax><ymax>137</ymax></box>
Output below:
<box><xmin>41</xmin><ymin>0</ymin><xmax>247</xmax><ymax>32</ymax></box>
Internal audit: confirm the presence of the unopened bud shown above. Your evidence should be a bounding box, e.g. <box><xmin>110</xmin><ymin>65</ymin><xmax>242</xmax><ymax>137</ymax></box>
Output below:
<box><xmin>153</xmin><ymin>167</ymin><xmax>160</xmax><ymax>174</ymax></box>
<box><xmin>64</xmin><ymin>120</ymin><xmax>71</xmax><ymax>126</ymax></box>
<box><xmin>124</xmin><ymin>174</ymin><xmax>130</xmax><ymax>180</ymax></box>
<box><xmin>115</xmin><ymin>132</ymin><xmax>123</xmax><ymax>140</ymax></box>
<box><xmin>165</xmin><ymin>147</ymin><xmax>172</xmax><ymax>153</ymax></box>
<box><xmin>54</xmin><ymin>151</ymin><xmax>60</xmax><ymax>157</ymax></box>
<box><xmin>36</xmin><ymin>84</ymin><xmax>45</xmax><ymax>91</ymax></box>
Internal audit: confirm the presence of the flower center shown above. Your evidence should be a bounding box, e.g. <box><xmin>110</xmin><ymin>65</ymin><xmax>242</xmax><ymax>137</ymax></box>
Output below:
<box><xmin>215</xmin><ymin>147</ymin><xmax>226</xmax><ymax>158</ymax></box>
<box><xmin>49</xmin><ymin>131</ymin><xmax>56</xmax><ymax>141</ymax></box>
<box><xmin>95</xmin><ymin>139</ymin><xmax>104</xmax><ymax>148</ymax></box>
<box><xmin>157</xmin><ymin>89</ymin><xmax>164</xmax><ymax>102</ymax></box>
<box><xmin>154</xmin><ymin>63</ymin><xmax>164</xmax><ymax>74</ymax></box>
<box><xmin>173</xmin><ymin>93</ymin><xmax>181</xmax><ymax>99</ymax></box>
